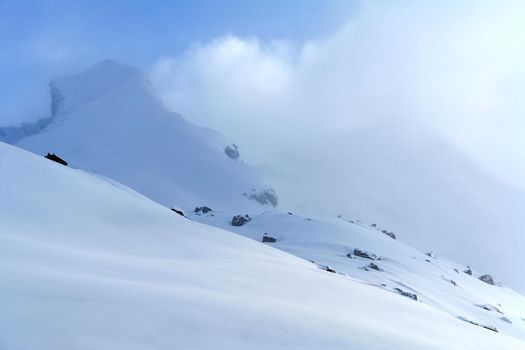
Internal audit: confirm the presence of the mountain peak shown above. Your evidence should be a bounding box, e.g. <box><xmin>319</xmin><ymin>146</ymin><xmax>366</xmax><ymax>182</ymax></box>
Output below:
<box><xmin>50</xmin><ymin>60</ymin><xmax>146</xmax><ymax>117</ymax></box>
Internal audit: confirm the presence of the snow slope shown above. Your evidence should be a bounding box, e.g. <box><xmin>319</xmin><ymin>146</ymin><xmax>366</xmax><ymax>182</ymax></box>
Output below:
<box><xmin>14</xmin><ymin>60</ymin><xmax>276</xmax><ymax>213</ymax></box>
<box><xmin>5</xmin><ymin>60</ymin><xmax>523</xmax><ymax>292</ymax></box>
<box><xmin>192</xmin><ymin>209</ymin><xmax>525</xmax><ymax>343</ymax></box>
<box><xmin>269</xmin><ymin>123</ymin><xmax>525</xmax><ymax>291</ymax></box>
<box><xmin>1</xmin><ymin>141</ymin><xmax>524</xmax><ymax>349</ymax></box>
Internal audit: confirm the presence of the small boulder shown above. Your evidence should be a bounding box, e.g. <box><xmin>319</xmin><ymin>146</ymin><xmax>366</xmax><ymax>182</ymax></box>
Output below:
<box><xmin>479</xmin><ymin>274</ymin><xmax>495</xmax><ymax>285</ymax></box>
<box><xmin>381</xmin><ymin>230</ymin><xmax>396</xmax><ymax>239</ymax></box>
<box><xmin>231</xmin><ymin>214</ymin><xmax>251</xmax><ymax>227</ymax></box>
<box><xmin>45</xmin><ymin>153</ymin><xmax>68</xmax><ymax>166</ymax></box>
<box><xmin>464</xmin><ymin>267</ymin><xmax>473</xmax><ymax>275</ymax></box>
<box><xmin>353</xmin><ymin>248</ymin><xmax>377</xmax><ymax>260</ymax></box>
<box><xmin>367</xmin><ymin>263</ymin><xmax>382</xmax><ymax>271</ymax></box>
<box><xmin>394</xmin><ymin>288</ymin><xmax>418</xmax><ymax>301</ymax></box>
<box><xmin>194</xmin><ymin>206</ymin><xmax>212</xmax><ymax>215</ymax></box>
<box><xmin>224</xmin><ymin>144</ymin><xmax>240</xmax><ymax>160</ymax></box>
<box><xmin>262</xmin><ymin>234</ymin><xmax>276</xmax><ymax>243</ymax></box>
<box><xmin>171</xmin><ymin>208</ymin><xmax>186</xmax><ymax>217</ymax></box>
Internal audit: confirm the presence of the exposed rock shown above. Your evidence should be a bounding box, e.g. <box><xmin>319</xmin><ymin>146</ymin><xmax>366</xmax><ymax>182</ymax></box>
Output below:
<box><xmin>394</xmin><ymin>288</ymin><xmax>418</xmax><ymax>301</ymax></box>
<box><xmin>224</xmin><ymin>144</ymin><xmax>240</xmax><ymax>160</ymax></box>
<box><xmin>287</xmin><ymin>212</ymin><xmax>293</xmax><ymax>215</ymax></box>
<box><xmin>500</xmin><ymin>317</ymin><xmax>512</xmax><ymax>324</ymax></box>
<box><xmin>318</xmin><ymin>265</ymin><xmax>336</xmax><ymax>273</ymax></box>
<box><xmin>353</xmin><ymin>248</ymin><xmax>377</xmax><ymax>260</ymax></box>
<box><xmin>441</xmin><ymin>275</ymin><xmax>457</xmax><ymax>286</ymax></box>
<box><xmin>370</xmin><ymin>223</ymin><xmax>377</xmax><ymax>228</ymax></box>
<box><xmin>194</xmin><ymin>206</ymin><xmax>212</xmax><ymax>215</ymax></box>
<box><xmin>45</xmin><ymin>153</ymin><xmax>68</xmax><ymax>166</ymax></box>
<box><xmin>425</xmin><ymin>251</ymin><xmax>436</xmax><ymax>259</ymax></box>
<box><xmin>246</xmin><ymin>188</ymin><xmax>278</xmax><ymax>207</ymax></box>
<box><xmin>479</xmin><ymin>274</ymin><xmax>495</xmax><ymax>285</ymax></box>
<box><xmin>171</xmin><ymin>207</ymin><xmax>186</xmax><ymax>217</ymax></box>
<box><xmin>366</xmin><ymin>263</ymin><xmax>382</xmax><ymax>271</ymax></box>
<box><xmin>262</xmin><ymin>234</ymin><xmax>276</xmax><ymax>243</ymax></box>
<box><xmin>231</xmin><ymin>214</ymin><xmax>251</xmax><ymax>227</ymax></box>
<box><xmin>381</xmin><ymin>230</ymin><xmax>396</xmax><ymax>239</ymax></box>
<box><xmin>464</xmin><ymin>267</ymin><xmax>473</xmax><ymax>275</ymax></box>
<box><xmin>0</xmin><ymin>117</ymin><xmax>53</xmax><ymax>144</ymax></box>
<box><xmin>454</xmin><ymin>268</ymin><xmax>459</xmax><ymax>273</ymax></box>
<box><xmin>458</xmin><ymin>316</ymin><xmax>498</xmax><ymax>333</ymax></box>
<box><xmin>476</xmin><ymin>304</ymin><xmax>504</xmax><ymax>314</ymax></box>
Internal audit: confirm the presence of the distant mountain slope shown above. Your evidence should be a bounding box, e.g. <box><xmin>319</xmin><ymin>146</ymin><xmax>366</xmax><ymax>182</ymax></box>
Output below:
<box><xmin>192</xmin><ymin>209</ymin><xmax>525</xmax><ymax>342</ymax></box>
<box><xmin>13</xmin><ymin>60</ymin><xmax>276</xmax><ymax>213</ymax></box>
<box><xmin>270</xmin><ymin>123</ymin><xmax>525</xmax><ymax>291</ymax></box>
<box><xmin>1</xmin><ymin>141</ymin><xmax>524</xmax><ymax>349</ymax></box>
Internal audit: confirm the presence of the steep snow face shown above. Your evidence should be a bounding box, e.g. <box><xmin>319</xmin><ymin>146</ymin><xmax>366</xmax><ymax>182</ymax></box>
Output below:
<box><xmin>2</xmin><ymin>141</ymin><xmax>525</xmax><ymax>350</ymax></box>
<box><xmin>15</xmin><ymin>60</ymin><xmax>276</xmax><ymax>213</ymax></box>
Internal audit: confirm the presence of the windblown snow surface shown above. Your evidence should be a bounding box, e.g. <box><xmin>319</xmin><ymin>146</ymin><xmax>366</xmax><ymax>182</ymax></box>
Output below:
<box><xmin>2</xmin><ymin>60</ymin><xmax>525</xmax><ymax>349</ymax></box>
<box><xmin>1</xmin><ymin>142</ymin><xmax>524</xmax><ymax>349</ymax></box>
<box><xmin>8</xmin><ymin>60</ymin><xmax>524</xmax><ymax>293</ymax></box>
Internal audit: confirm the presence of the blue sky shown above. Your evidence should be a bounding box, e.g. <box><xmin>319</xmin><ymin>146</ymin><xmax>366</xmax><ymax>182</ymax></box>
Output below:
<box><xmin>0</xmin><ymin>0</ymin><xmax>358</xmax><ymax>122</ymax></box>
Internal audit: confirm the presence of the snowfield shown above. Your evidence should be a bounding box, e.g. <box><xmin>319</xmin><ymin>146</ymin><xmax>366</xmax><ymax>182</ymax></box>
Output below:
<box><xmin>6</xmin><ymin>60</ymin><xmax>523</xmax><ymax>292</ymax></box>
<box><xmin>1</xmin><ymin>60</ymin><xmax>525</xmax><ymax>349</ymax></box>
<box><xmin>2</xmin><ymin>142</ymin><xmax>525</xmax><ymax>349</ymax></box>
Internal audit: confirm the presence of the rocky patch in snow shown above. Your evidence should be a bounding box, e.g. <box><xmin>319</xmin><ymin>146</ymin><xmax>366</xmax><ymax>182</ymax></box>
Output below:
<box><xmin>45</xmin><ymin>153</ymin><xmax>68</xmax><ymax>166</ymax></box>
<box><xmin>231</xmin><ymin>214</ymin><xmax>251</xmax><ymax>227</ymax></box>
<box><xmin>245</xmin><ymin>188</ymin><xmax>278</xmax><ymax>207</ymax></box>
<box><xmin>224</xmin><ymin>144</ymin><xmax>240</xmax><ymax>160</ymax></box>
<box><xmin>194</xmin><ymin>206</ymin><xmax>213</xmax><ymax>215</ymax></box>
<box><xmin>479</xmin><ymin>274</ymin><xmax>495</xmax><ymax>285</ymax></box>
<box><xmin>352</xmin><ymin>248</ymin><xmax>378</xmax><ymax>260</ymax></box>
<box><xmin>458</xmin><ymin>316</ymin><xmax>498</xmax><ymax>333</ymax></box>
<box><xmin>394</xmin><ymin>288</ymin><xmax>419</xmax><ymax>301</ymax></box>
<box><xmin>262</xmin><ymin>234</ymin><xmax>277</xmax><ymax>243</ymax></box>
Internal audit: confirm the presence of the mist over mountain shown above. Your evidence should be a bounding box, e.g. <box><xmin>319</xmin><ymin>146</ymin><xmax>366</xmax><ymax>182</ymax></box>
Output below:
<box><xmin>3</xmin><ymin>60</ymin><xmax>522</xmax><ymax>292</ymax></box>
<box><xmin>10</xmin><ymin>60</ymin><xmax>277</xmax><ymax>213</ymax></box>
<box><xmin>1</xmin><ymin>61</ymin><xmax>525</xmax><ymax>346</ymax></box>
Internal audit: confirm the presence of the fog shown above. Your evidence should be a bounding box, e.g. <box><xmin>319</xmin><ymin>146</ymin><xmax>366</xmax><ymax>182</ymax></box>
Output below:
<box><xmin>149</xmin><ymin>1</ymin><xmax>525</xmax><ymax>190</ymax></box>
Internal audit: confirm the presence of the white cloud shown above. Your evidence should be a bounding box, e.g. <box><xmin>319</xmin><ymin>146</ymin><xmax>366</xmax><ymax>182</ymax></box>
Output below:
<box><xmin>149</xmin><ymin>0</ymin><xmax>525</xmax><ymax>189</ymax></box>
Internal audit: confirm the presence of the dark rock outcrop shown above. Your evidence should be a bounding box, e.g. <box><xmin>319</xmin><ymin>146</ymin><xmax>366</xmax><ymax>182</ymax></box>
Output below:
<box><xmin>381</xmin><ymin>230</ymin><xmax>396</xmax><ymax>239</ymax></box>
<box><xmin>479</xmin><ymin>274</ymin><xmax>495</xmax><ymax>285</ymax></box>
<box><xmin>45</xmin><ymin>153</ymin><xmax>68</xmax><ymax>166</ymax></box>
<box><xmin>231</xmin><ymin>214</ymin><xmax>251</xmax><ymax>227</ymax></box>
<box><xmin>262</xmin><ymin>234</ymin><xmax>276</xmax><ymax>243</ymax></box>
<box><xmin>224</xmin><ymin>144</ymin><xmax>240</xmax><ymax>160</ymax></box>
<box><xmin>476</xmin><ymin>304</ymin><xmax>504</xmax><ymax>314</ymax></box>
<box><xmin>353</xmin><ymin>248</ymin><xmax>377</xmax><ymax>260</ymax></box>
<box><xmin>194</xmin><ymin>206</ymin><xmax>212</xmax><ymax>215</ymax></box>
<box><xmin>394</xmin><ymin>288</ymin><xmax>418</xmax><ymax>301</ymax></box>
<box><xmin>367</xmin><ymin>263</ymin><xmax>382</xmax><ymax>271</ymax></box>
<box><xmin>464</xmin><ymin>267</ymin><xmax>473</xmax><ymax>275</ymax></box>
<box><xmin>171</xmin><ymin>208</ymin><xmax>186</xmax><ymax>217</ymax></box>
<box><xmin>246</xmin><ymin>189</ymin><xmax>278</xmax><ymax>207</ymax></box>
<box><xmin>458</xmin><ymin>316</ymin><xmax>498</xmax><ymax>333</ymax></box>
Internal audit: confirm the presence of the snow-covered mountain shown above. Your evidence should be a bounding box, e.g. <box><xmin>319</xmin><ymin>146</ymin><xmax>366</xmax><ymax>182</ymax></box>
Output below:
<box><xmin>1</xmin><ymin>141</ymin><xmax>524</xmax><ymax>349</ymax></box>
<box><xmin>269</xmin><ymin>123</ymin><xmax>525</xmax><ymax>291</ymax></box>
<box><xmin>191</xmin><ymin>209</ymin><xmax>525</xmax><ymax>342</ymax></box>
<box><xmin>9</xmin><ymin>60</ymin><xmax>277</xmax><ymax>213</ymax></box>
<box><xmin>2</xmin><ymin>60</ymin><xmax>525</xmax><ymax>348</ymax></box>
